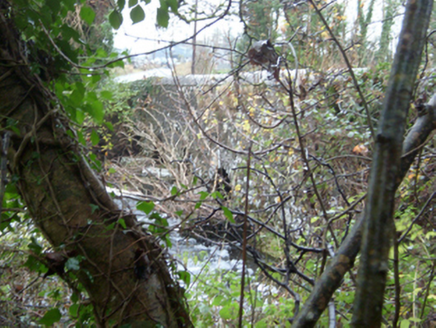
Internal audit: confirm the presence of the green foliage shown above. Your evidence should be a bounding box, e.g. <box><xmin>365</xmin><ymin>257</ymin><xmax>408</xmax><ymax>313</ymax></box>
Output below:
<box><xmin>3</xmin><ymin>0</ymin><xmax>436</xmax><ymax>326</ymax></box>
<box><xmin>137</xmin><ymin>200</ymin><xmax>155</xmax><ymax>214</ymax></box>
<box><xmin>221</xmin><ymin>206</ymin><xmax>235</xmax><ymax>223</ymax></box>
<box><xmin>39</xmin><ymin>308</ymin><xmax>62</xmax><ymax>327</ymax></box>
<box><xmin>130</xmin><ymin>5</ymin><xmax>145</xmax><ymax>24</ymax></box>
<box><xmin>187</xmin><ymin>268</ymin><xmax>294</xmax><ymax>327</ymax></box>
<box><xmin>80</xmin><ymin>5</ymin><xmax>96</xmax><ymax>25</ymax></box>
<box><xmin>109</xmin><ymin>10</ymin><xmax>124</xmax><ymax>30</ymax></box>
<box><xmin>110</xmin><ymin>0</ymin><xmax>177</xmax><ymax>29</ymax></box>
<box><xmin>0</xmin><ymin>1</ymin><xmax>174</xmax><ymax>326</ymax></box>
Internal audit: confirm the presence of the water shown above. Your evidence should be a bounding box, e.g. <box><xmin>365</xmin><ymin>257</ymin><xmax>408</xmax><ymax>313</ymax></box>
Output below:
<box><xmin>108</xmin><ymin>187</ymin><xmax>254</xmax><ymax>276</ymax></box>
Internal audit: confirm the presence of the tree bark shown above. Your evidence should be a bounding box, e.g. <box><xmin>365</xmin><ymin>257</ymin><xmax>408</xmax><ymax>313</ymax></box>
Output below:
<box><xmin>292</xmin><ymin>95</ymin><xmax>436</xmax><ymax>327</ymax></box>
<box><xmin>352</xmin><ymin>0</ymin><xmax>432</xmax><ymax>325</ymax></box>
<box><xmin>292</xmin><ymin>0</ymin><xmax>434</xmax><ymax>326</ymax></box>
<box><xmin>0</xmin><ymin>6</ymin><xmax>192</xmax><ymax>328</ymax></box>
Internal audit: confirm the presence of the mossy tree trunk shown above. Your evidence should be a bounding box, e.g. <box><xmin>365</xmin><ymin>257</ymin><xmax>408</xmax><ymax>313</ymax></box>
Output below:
<box><xmin>0</xmin><ymin>6</ymin><xmax>192</xmax><ymax>328</ymax></box>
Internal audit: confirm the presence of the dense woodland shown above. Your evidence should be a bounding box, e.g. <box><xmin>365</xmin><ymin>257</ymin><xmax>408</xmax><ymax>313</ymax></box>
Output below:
<box><xmin>1</xmin><ymin>0</ymin><xmax>436</xmax><ymax>327</ymax></box>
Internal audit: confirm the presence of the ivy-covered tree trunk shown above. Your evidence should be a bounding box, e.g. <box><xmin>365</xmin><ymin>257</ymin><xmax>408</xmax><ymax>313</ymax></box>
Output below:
<box><xmin>0</xmin><ymin>6</ymin><xmax>192</xmax><ymax>328</ymax></box>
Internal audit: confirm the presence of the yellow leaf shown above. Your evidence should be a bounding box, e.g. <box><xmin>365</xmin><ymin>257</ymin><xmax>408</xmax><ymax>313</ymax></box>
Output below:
<box><xmin>243</xmin><ymin>120</ymin><xmax>251</xmax><ymax>133</ymax></box>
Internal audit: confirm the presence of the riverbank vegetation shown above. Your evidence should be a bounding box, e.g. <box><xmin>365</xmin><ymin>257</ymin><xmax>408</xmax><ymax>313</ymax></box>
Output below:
<box><xmin>1</xmin><ymin>0</ymin><xmax>436</xmax><ymax>327</ymax></box>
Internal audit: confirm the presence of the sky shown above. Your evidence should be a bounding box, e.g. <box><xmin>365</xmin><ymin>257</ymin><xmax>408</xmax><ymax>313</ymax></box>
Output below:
<box><xmin>113</xmin><ymin>0</ymin><xmax>405</xmax><ymax>60</ymax></box>
<box><xmin>113</xmin><ymin>0</ymin><xmax>243</xmax><ymax>56</ymax></box>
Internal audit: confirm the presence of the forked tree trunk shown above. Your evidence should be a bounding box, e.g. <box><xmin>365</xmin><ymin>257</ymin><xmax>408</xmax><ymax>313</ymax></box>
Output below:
<box><xmin>292</xmin><ymin>0</ymin><xmax>434</xmax><ymax>326</ymax></box>
<box><xmin>0</xmin><ymin>6</ymin><xmax>192</xmax><ymax>328</ymax></box>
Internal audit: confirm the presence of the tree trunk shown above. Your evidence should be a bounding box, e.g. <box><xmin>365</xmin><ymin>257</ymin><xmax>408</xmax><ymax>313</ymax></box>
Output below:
<box><xmin>0</xmin><ymin>6</ymin><xmax>192</xmax><ymax>328</ymax></box>
<box><xmin>292</xmin><ymin>0</ymin><xmax>434</xmax><ymax>326</ymax></box>
<box><xmin>352</xmin><ymin>0</ymin><xmax>432</xmax><ymax>323</ymax></box>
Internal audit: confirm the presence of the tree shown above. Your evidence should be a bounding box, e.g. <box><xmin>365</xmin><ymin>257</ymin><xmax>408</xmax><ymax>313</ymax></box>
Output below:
<box><xmin>2</xmin><ymin>0</ymin><xmax>436</xmax><ymax>326</ymax></box>
<box><xmin>293</xmin><ymin>0</ymin><xmax>434</xmax><ymax>326</ymax></box>
<box><xmin>0</xmin><ymin>0</ymin><xmax>191</xmax><ymax>326</ymax></box>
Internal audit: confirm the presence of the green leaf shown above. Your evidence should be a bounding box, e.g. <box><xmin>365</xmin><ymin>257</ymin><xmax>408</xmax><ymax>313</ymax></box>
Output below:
<box><xmin>117</xmin><ymin>0</ymin><xmax>126</xmax><ymax>9</ymax></box>
<box><xmin>255</xmin><ymin>319</ymin><xmax>268</xmax><ymax>328</ymax></box>
<box><xmin>109</xmin><ymin>10</ymin><xmax>123</xmax><ymax>29</ymax></box>
<box><xmin>24</xmin><ymin>255</ymin><xmax>43</xmax><ymax>272</ymax></box>
<box><xmin>130</xmin><ymin>5</ymin><xmax>145</xmax><ymax>23</ymax></box>
<box><xmin>100</xmin><ymin>90</ymin><xmax>113</xmax><ymax>100</ymax></box>
<box><xmin>104</xmin><ymin>122</ymin><xmax>114</xmax><ymax>131</ymax></box>
<box><xmin>166</xmin><ymin>0</ymin><xmax>178</xmax><ymax>12</ymax></box>
<box><xmin>95</xmin><ymin>48</ymin><xmax>108</xmax><ymax>58</ymax></box>
<box><xmin>222</xmin><ymin>206</ymin><xmax>235</xmax><ymax>223</ymax></box>
<box><xmin>156</xmin><ymin>7</ymin><xmax>169</xmax><ymax>27</ymax></box>
<box><xmin>39</xmin><ymin>308</ymin><xmax>62</xmax><ymax>327</ymax></box>
<box><xmin>46</xmin><ymin>0</ymin><xmax>61</xmax><ymax>15</ymax></box>
<box><xmin>400</xmin><ymin>320</ymin><xmax>410</xmax><ymax>328</ymax></box>
<box><xmin>89</xmin><ymin>203</ymin><xmax>99</xmax><ymax>214</ymax></box>
<box><xmin>88</xmin><ymin>153</ymin><xmax>102</xmax><ymax>171</ymax></box>
<box><xmin>80</xmin><ymin>6</ymin><xmax>96</xmax><ymax>25</ymax></box>
<box><xmin>164</xmin><ymin>235</ymin><xmax>172</xmax><ymax>247</ymax></box>
<box><xmin>90</xmin><ymin>129</ymin><xmax>100</xmax><ymax>146</ymax></box>
<box><xmin>212</xmin><ymin>295</ymin><xmax>224</xmax><ymax>306</ymax></box>
<box><xmin>63</xmin><ymin>0</ymin><xmax>76</xmax><ymax>11</ymax></box>
<box><xmin>71</xmin><ymin>292</ymin><xmax>79</xmax><ymax>303</ymax></box>
<box><xmin>177</xmin><ymin>270</ymin><xmax>190</xmax><ymax>287</ymax></box>
<box><xmin>199</xmin><ymin>191</ymin><xmax>209</xmax><ymax>200</ymax></box>
<box><xmin>77</xmin><ymin>130</ymin><xmax>86</xmax><ymax>146</ymax></box>
<box><xmin>70</xmin><ymin>89</ymin><xmax>84</xmax><ymax>107</ymax></box>
<box><xmin>137</xmin><ymin>201</ymin><xmax>154</xmax><ymax>214</ymax></box>
<box><xmin>212</xmin><ymin>191</ymin><xmax>224</xmax><ymax>199</ymax></box>
<box><xmin>118</xmin><ymin>218</ymin><xmax>127</xmax><ymax>229</ymax></box>
<box><xmin>66</xmin><ymin>130</ymin><xmax>74</xmax><ymax>139</ymax></box>
<box><xmin>219</xmin><ymin>305</ymin><xmax>234</xmax><ymax>320</ymax></box>
<box><xmin>28</xmin><ymin>237</ymin><xmax>43</xmax><ymax>254</ymax></box>
<box><xmin>65</xmin><ymin>257</ymin><xmax>80</xmax><ymax>271</ymax></box>
<box><xmin>128</xmin><ymin>0</ymin><xmax>138</xmax><ymax>7</ymax></box>
<box><xmin>90</xmin><ymin>100</ymin><xmax>104</xmax><ymax>124</ymax></box>
<box><xmin>91</xmin><ymin>74</ymin><xmax>101</xmax><ymax>83</ymax></box>
<box><xmin>171</xmin><ymin>186</ymin><xmax>178</xmax><ymax>196</ymax></box>
<box><xmin>175</xmin><ymin>210</ymin><xmax>183</xmax><ymax>216</ymax></box>
<box><xmin>150</xmin><ymin>212</ymin><xmax>166</xmax><ymax>223</ymax></box>
<box><xmin>108</xmin><ymin>59</ymin><xmax>125</xmax><ymax>68</ymax></box>
<box><xmin>105</xmin><ymin>222</ymin><xmax>116</xmax><ymax>231</ymax></box>
<box><xmin>69</xmin><ymin>303</ymin><xmax>79</xmax><ymax>317</ymax></box>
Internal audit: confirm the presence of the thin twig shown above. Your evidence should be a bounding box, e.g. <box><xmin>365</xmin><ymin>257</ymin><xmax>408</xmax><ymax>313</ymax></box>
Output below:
<box><xmin>238</xmin><ymin>142</ymin><xmax>252</xmax><ymax>328</ymax></box>
<box><xmin>420</xmin><ymin>260</ymin><xmax>436</xmax><ymax>319</ymax></box>
<box><xmin>392</xmin><ymin>229</ymin><xmax>400</xmax><ymax>328</ymax></box>
<box><xmin>0</xmin><ymin>131</ymin><xmax>10</xmax><ymax>226</ymax></box>
<box><xmin>398</xmin><ymin>191</ymin><xmax>436</xmax><ymax>243</ymax></box>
